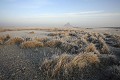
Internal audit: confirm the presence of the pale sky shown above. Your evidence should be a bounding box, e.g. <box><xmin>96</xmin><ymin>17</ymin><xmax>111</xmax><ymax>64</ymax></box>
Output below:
<box><xmin>0</xmin><ymin>0</ymin><xmax>120</xmax><ymax>27</ymax></box>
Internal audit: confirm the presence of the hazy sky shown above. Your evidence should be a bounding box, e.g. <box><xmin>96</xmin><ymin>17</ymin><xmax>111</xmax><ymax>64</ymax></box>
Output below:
<box><xmin>0</xmin><ymin>0</ymin><xmax>120</xmax><ymax>27</ymax></box>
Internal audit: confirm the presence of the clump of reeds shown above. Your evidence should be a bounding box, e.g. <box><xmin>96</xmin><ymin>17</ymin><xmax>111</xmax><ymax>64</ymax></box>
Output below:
<box><xmin>20</xmin><ymin>41</ymin><xmax>43</xmax><ymax>48</ymax></box>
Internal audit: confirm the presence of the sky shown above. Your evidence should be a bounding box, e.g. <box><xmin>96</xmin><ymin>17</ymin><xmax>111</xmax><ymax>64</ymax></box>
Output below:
<box><xmin>0</xmin><ymin>0</ymin><xmax>120</xmax><ymax>27</ymax></box>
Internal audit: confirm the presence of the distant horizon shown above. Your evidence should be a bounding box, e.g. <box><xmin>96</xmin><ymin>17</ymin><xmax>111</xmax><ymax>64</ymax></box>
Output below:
<box><xmin>0</xmin><ymin>23</ymin><xmax>120</xmax><ymax>28</ymax></box>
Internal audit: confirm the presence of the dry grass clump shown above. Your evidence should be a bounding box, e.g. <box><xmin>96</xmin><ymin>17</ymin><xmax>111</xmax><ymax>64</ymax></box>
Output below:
<box><xmin>88</xmin><ymin>35</ymin><xmax>98</xmax><ymax>43</ymax></box>
<box><xmin>68</xmin><ymin>52</ymin><xmax>100</xmax><ymax>68</ymax></box>
<box><xmin>104</xmin><ymin>32</ymin><xmax>111</xmax><ymax>38</ymax></box>
<box><xmin>21</xmin><ymin>41</ymin><xmax>43</xmax><ymax>48</ymax></box>
<box><xmin>29</xmin><ymin>31</ymin><xmax>35</xmax><ymax>34</ymax></box>
<box><xmin>47</xmin><ymin>33</ymin><xmax>58</xmax><ymax>36</ymax></box>
<box><xmin>98</xmin><ymin>37</ymin><xmax>110</xmax><ymax>54</ymax></box>
<box><xmin>60</xmin><ymin>43</ymin><xmax>76</xmax><ymax>53</ymax></box>
<box><xmin>6</xmin><ymin>37</ymin><xmax>24</xmax><ymax>45</ymax></box>
<box><xmin>104</xmin><ymin>32</ymin><xmax>110</xmax><ymax>36</ymax></box>
<box><xmin>40</xmin><ymin>52</ymin><xmax>100</xmax><ymax>79</ymax></box>
<box><xmin>69</xmin><ymin>32</ymin><xmax>77</xmax><ymax>37</ymax></box>
<box><xmin>98</xmin><ymin>37</ymin><xmax>105</xmax><ymax>45</ymax></box>
<box><xmin>83</xmin><ymin>33</ymin><xmax>89</xmax><ymax>39</ymax></box>
<box><xmin>111</xmin><ymin>35</ymin><xmax>120</xmax><ymax>48</ymax></box>
<box><xmin>44</xmin><ymin>40</ymin><xmax>62</xmax><ymax>47</ymax></box>
<box><xmin>101</xmin><ymin>43</ymin><xmax>110</xmax><ymax>54</ymax></box>
<box><xmin>85</xmin><ymin>43</ymin><xmax>97</xmax><ymax>52</ymax></box>
<box><xmin>47</xmin><ymin>32</ymin><xmax>68</xmax><ymax>37</ymax></box>
<box><xmin>0</xmin><ymin>34</ymin><xmax>11</xmax><ymax>44</ymax></box>
<box><xmin>35</xmin><ymin>37</ymin><xmax>49</xmax><ymax>43</ymax></box>
<box><xmin>81</xmin><ymin>38</ymin><xmax>88</xmax><ymax>45</ymax></box>
<box><xmin>98</xmin><ymin>33</ymin><xmax>106</xmax><ymax>39</ymax></box>
<box><xmin>93</xmin><ymin>32</ymin><xmax>99</xmax><ymax>38</ymax></box>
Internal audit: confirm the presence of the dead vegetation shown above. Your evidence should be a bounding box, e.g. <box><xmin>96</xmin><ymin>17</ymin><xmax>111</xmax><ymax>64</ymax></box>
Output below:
<box><xmin>85</xmin><ymin>43</ymin><xmax>97</xmax><ymax>52</ymax></box>
<box><xmin>98</xmin><ymin>37</ymin><xmax>110</xmax><ymax>54</ymax></box>
<box><xmin>20</xmin><ymin>41</ymin><xmax>43</xmax><ymax>48</ymax></box>
<box><xmin>0</xmin><ymin>34</ymin><xmax>10</xmax><ymax>44</ymax></box>
<box><xmin>40</xmin><ymin>52</ymin><xmax>100</xmax><ymax>79</ymax></box>
<box><xmin>35</xmin><ymin>37</ymin><xmax>49</xmax><ymax>43</ymax></box>
<box><xmin>0</xmin><ymin>28</ymin><xmax>120</xmax><ymax>80</ymax></box>
<box><xmin>6</xmin><ymin>37</ymin><xmax>24</xmax><ymax>45</ymax></box>
<box><xmin>44</xmin><ymin>40</ymin><xmax>62</xmax><ymax>47</ymax></box>
<box><xmin>29</xmin><ymin>31</ymin><xmax>35</xmax><ymax>34</ymax></box>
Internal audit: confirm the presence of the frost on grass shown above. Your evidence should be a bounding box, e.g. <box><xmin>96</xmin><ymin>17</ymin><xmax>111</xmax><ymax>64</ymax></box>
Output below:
<box><xmin>40</xmin><ymin>52</ymin><xmax>100</xmax><ymax>80</ymax></box>
<box><xmin>21</xmin><ymin>41</ymin><xmax>43</xmax><ymax>48</ymax></box>
<box><xmin>0</xmin><ymin>34</ymin><xmax>10</xmax><ymax>44</ymax></box>
<box><xmin>6</xmin><ymin>37</ymin><xmax>24</xmax><ymax>45</ymax></box>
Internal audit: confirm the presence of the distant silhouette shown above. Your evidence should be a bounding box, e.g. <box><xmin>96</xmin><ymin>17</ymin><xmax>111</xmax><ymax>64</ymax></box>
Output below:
<box><xmin>64</xmin><ymin>22</ymin><xmax>73</xmax><ymax>27</ymax></box>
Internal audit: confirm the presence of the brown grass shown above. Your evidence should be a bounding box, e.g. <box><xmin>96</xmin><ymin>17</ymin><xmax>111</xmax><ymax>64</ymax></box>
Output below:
<box><xmin>0</xmin><ymin>34</ymin><xmax>11</xmax><ymax>44</ymax></box>
<box><xmin>29</xmin><ymin>31</ymin><xmax>35</xmax><ymax>34</ymax></box>
<box><xmin>85</xmin><ymin>43</ymin><xmax>97</xmax><ymax>52</ymax></box>
<box><xmin>69</xmin><ymin>52</ymin><xmax>100</xmax><ymax>68</ymax></box>
<box><xmin>98</xmin><ymin>37</ymin><xmax>105</xmax><ymax>45</ymax></box>
<box><xmin>47</xmin><ymin>33</ymin><xmax>58</xmax><ymax>36</ymax></box>
<box><xmin>21</xmin><ymin>41</ymin><xmax>43</xmax><ymax>48</ymax></box>
<box><xmin>35</xmin><ymin>37</ymin><xmax>49</xmax><ymax>43</ymax></box>
<box><xmin>81</xmin><ymin>38</ymin><xmax>88</xmax><ymax>45</ymax></box>
<box><xmin>98</xmin><ymin>37</ymin><xmax>110</xmax><ymax>54</ymax></box>
<box><xmin>44</xmin><ymin>40</ymin><xmax>62</xmax><ymax>47</ymax></box>
<box><xmin>101</xmin><ymin>43</ymin><xmax>110</xmax><ymax>54</ymax></box>
<box><xmin>111</xmin><ymin>35</ymin><xmax>120</xmax><ymax>48</ymax></box>
<box><xmin>41</xmin><ymin>52</ymin><xmax>100</xmax><ymax>79</ymax></box>
<box><xmin>6</xmin><ymin>37</ymin><xmax>24</xmax><ymax>45</ymax></box>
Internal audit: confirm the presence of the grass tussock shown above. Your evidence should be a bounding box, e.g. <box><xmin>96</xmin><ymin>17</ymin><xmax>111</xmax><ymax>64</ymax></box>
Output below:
<box><xmin>111</xmin><ymin>35</ymin><xmax>120</xmax><ymax>48</ymax></box>
<box><xmin>85</xmin><ymin>43</ymin><xmax>97</xmax><ymax>52</ymax></box>
<box><xmin>47</xmin><ymin>33</ymin><xmax>58</xmax><ymax>36</ymax></box>
<box><xmin>44</xmin><ymin>40</ymin><xmax>62</xmax><ymax>47</ymax></box>
<box><xmin>60</xmin><ymin>43</ymin><xmax>77</xmax><ymax>53</ymax></box>
<box><xmin>81</xmin><ymin>38</ymin><xmax>88</xmax><ymax>45</ymax></box>
<box><xmin>0</xmin><ymin>34</ymin><xmax>11</xmax><ymax>44</ymax></box>
<box><xmin>21</xmin><ymin>41</ymin><xmax>43</xmax><ymax>48</ymax></box>
<box><xmin>35</xmin><ymin>37</ymin><xmax>49</xmax><ymax>43</ymax></box>
<box><xmin>98</xmin><ymin>37</ymin><xmax>110</xmax><ymax>54</ymax></box>
<box><xmin>40</xmin><ymin>52</ymin><xmax>100</xmax><ymax>79</ymax></box>
<box><xmin>6</xmin><ymin>37</ymin><xmax>24</xmax><ymax>45</ymax></box>
<box><xmin>29</xmin><ymin>31</ymin><xmax>35</xmax><ymax>34</ymax></box>
<box><xmin>101</xmin><ymin>43</ymin><xmax>110</xmax><ymax>54</ymax></box>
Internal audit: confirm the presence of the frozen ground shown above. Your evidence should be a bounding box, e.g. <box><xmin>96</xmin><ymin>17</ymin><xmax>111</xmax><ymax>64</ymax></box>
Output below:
<box><xmin>0</xmin><ymin>30</ymin><xmax>54</xmax><ymax>39</ymax></box>
<box><xmin>0</xmin><ymin>27</ymin><xmax>120</xmax><ymax>80</ymax></box>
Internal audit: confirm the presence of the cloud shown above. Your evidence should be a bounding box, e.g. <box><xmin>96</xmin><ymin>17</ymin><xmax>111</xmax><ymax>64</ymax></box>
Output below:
<box><xmin>63</xmin><ymin>10</ymin><xmax>104</xmax><ymax>15</ymax></box>
<box><xmin>23</xmin><ymin>11</ymin><xmax>120</xmax><ymax>19</ymax></box>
